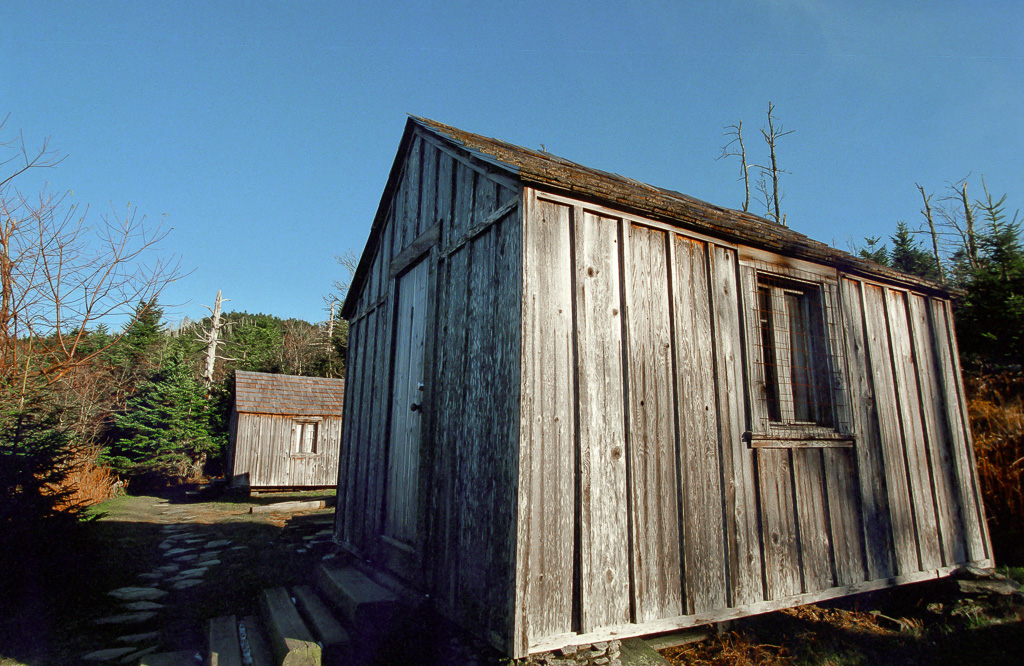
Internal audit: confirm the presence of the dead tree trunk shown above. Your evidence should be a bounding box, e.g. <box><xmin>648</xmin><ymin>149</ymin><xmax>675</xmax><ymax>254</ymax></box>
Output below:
<box><xmin>720</xmin><ymin>121</ymin><xmax>751</xmax><ymax>212</ymax></box>
<box><xmin>201</xmin><ymin>290</ymin><xmax>225</xmax><ymax>388</ymax></box>
<box><xmin>758</xmin><ymin>101</ymin><xmax>793</xmax><ymax>226</ymax></box>
<box><xmin>959</xmin><ymin>181</ymin><xmax>979</xmax><ymax>269</ymax></box>
<box><xmin>917</xmin><ymin>183</ymin><xmax>944</xmax><ymax>282</ymax></box>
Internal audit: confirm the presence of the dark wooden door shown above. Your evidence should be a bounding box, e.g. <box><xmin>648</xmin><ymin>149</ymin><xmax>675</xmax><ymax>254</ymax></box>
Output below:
<box><xmin>384</xmin><ymin>257</ymin><xmax>430</xmax><ymax>555</ymax></box>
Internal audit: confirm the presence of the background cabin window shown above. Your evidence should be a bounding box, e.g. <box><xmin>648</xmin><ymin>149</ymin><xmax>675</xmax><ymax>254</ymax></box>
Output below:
<box><xmin>748</xmin><ymin>271</ymin><xmax>851</xmax><ymax>446</ymax></box>
<box><xmin>292</xmin><ymin>420</ymin><xmax>319</xmax><ymax>454</ymax></box>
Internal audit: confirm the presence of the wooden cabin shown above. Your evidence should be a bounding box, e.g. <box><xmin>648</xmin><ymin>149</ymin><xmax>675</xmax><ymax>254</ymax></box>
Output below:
<box><xmin>227</xmin><ymin>370</ymin><xmax>344</xmax><ymax>489</ymax></box>
<box><xmin>335</xmin><ymin>117</ymin><xmax>992</xmax><ymax>657</ymax></box>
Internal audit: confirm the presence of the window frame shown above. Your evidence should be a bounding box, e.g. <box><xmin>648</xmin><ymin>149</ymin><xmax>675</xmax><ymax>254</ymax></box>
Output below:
<box><xmin>290</xmin><ymin>418</ymin><xmax>322</xmax><ymax>456</ymax></box>
<box><xmin>740</xmin><ymin>259</ymin><xmax>854</xmax><ymax>449</ymax></box>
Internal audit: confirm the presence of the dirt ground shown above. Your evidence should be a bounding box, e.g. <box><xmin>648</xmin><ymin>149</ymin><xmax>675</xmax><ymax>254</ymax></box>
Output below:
<box><xmin>4</xmin><ymin>488</ymin><xmax>1024</xmax><ymax>665</ymax></box>
<box><xmin>662</xmin><ymin>575</ymin><xmax>1024</xmax><ymax>665</ymax></box>
<box><xmin>1</xmin><ymin>487</ymin><xmax>340</xmax><ymax>665</ymax></box>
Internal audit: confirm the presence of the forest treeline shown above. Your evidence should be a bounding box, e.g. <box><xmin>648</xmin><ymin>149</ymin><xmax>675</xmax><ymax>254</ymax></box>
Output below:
<box><xmin>2</xmin><ymin>118</ymin><xmax>1022</xmax><ymax>567</ymax></box>
<box><xmin>855</xmin><ymin>178</ymin><xmax>1023</xmax><ymax>369</ymax></box>
<box><xmin>1</xmin><ymin>298</ymin><xmax>347</xmax><ymax>531</ymax></box>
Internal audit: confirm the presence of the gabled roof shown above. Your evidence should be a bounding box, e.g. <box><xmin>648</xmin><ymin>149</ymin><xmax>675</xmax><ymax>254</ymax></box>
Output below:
<box><xmin>343</xmin><ymin>117</ymin><xmax>947</xmax><ymax>317</ymax></box>
<box><xmin>233</xmin><ymin>370</ymin><xmax>345</xmax><ymax>416</ymax></box>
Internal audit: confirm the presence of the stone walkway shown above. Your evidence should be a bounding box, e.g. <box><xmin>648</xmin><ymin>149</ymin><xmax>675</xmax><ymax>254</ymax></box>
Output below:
<box><xmin>78</xmin><ymin>497</ymin><xmax>337</xmax><ymax>664</ymax></box>
<box><xmin>80</xmin><ymin>499</ymin><xmax>234</xmax><ymax>664</ymax></box>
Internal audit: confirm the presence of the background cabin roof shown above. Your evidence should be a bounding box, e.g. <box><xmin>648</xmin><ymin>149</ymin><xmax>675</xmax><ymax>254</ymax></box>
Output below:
<box><xmin>234</xmin><ymin>370</ymin><xmax>345</xmax><ymax>416</ymax></box>
<box><xmin>344</xmin><ymin>116</ymin><xmax>949</xmax><ymax>318</ymax></box>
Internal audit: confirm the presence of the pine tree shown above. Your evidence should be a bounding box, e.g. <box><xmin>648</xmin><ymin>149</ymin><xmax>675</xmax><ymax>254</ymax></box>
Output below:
<box><xmin>889</xmin><ymin>222</ymin><xmax>942</xmax><ymax>282</ymax></box>
<box><xmin>858</xmin><ymin>236</ymin><xmax>890</xmax><ymax>266</ymax></box>
<box><xmin>106</xmin><ymin>344</ymin><xmax>221</xmax><ymax>482</ymax></box>
<box><xmin>955</xmin><ymin>187</ymin><xmax>1024</xmax><ymax>366</ymax></box>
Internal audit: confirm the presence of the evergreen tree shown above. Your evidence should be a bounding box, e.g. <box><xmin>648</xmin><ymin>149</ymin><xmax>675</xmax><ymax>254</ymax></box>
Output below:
<box><xmin>105</xmin><ymin>344</ymin><xmax>221</xmax><ymax>482</ymax></box>
<box><xmin>955</xmin><ymin>188</ymin><xmax>1024</xmax><ymax>367</ymax></box>
<box><xmin>109</xmin><ymin>300</ymin><xmax>167</xmax><ymax>378</ymax></box>
<box><xmin>858</xmin><ymin>236</ymin><xmax>890</xmax><ymax>266</ymax></box>
<box><xmin>889</xmin><ymin>222</ymin><xmax>942</xmax><ymax>282</ymax></box>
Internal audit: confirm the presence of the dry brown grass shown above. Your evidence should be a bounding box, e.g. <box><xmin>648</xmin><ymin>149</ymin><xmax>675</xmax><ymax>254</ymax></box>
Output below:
<box><xmin>966</xmin><ymin>371</ymin><xmax>1024</xmax><ymax>530</ymax></box>
<box><xmin>664</xmin><ymin>631</ymin><xmax>790</xmax><ymax>665</ymax></box>
<box><xmin>49</xmin><ymin>445</ymin><xmax>123</xmax><ymax>512</ymax></box>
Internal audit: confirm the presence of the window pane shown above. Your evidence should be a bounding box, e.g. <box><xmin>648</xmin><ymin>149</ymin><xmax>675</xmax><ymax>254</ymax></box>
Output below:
<box><xmin>758</xmin><ymin>286</ymin><xmax>781</xmax><ymax>422</ymax></box>
<box><xmin>786</xmin><ymin>291</ymin><xmax>813</xmax><ymax>422</ymax></box>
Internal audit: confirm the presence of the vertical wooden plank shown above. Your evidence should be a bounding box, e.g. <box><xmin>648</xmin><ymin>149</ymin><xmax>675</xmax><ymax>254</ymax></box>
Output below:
<box><xmin>710</xmin><ymin>246</ymin><xmax>763</xmax><ymax>607</ymax></box>
<box><xmin>357</xmin><ymin>306</ymin><xmax>383</xmax><ymax>548</ymax></box>
<box><xmin>574</xmin><ymin>210</ymin><xmax>630</xmax><ymax>631</ymax></box>
<box><xmin>450</xmin><ymin>163</ymin><xmax>474</xmax><ymax>243</ymax></box>
<box><xmin>885</xmin><ymin>289</ymin><xmax>942</xmax><ymax>570</ymax></box>
<box><xmin>672</xmin><ymin>236</ymin><xmax>727</xmax><ymax>613</ymax></box>
<box><xmin>757</xmin><ymin>449</ymin><xmax>800</xmax><ymax>600</ymax></box>
<box><xmin>475</xmin><ymin>171</ymin><xmax>498</xmax><ymax>219</ymax></box>
<box><xmin>625</xmin><ymin>223</ymin><xmax>682</xmax><ymax>623</ymax></box>
<box><xmin>338</xmin><ymin>318</ymin><xmax>364</xmax><ymax>545</ymax></box>
<box><xmin>456</xmin><ymin>221</ymin><xmax>497</xmax><ymax>624</ymax></box>
<box><xmin>520</xmin><ymin>194</ymin><xmax>575</xmax><ymax>643</ymax></box>
<box><xmin>908</xmin><ymin>294</ymin><xmax>965</xmax><ymax>565</ymax></box>
<box><xmin>400</xmin><ymin>137</ymin><xmax>422</xmax><ymax>252</ymax></box>
<box><xmin>492</xmin><ymin>207</ymin><xmax>523</xmax><ymax>653</ymax></box>
<box><xmin>419</xmin><ymin>141</ymin><xmax>437</xmax><ymax>236</ymax></box>
<box><xmin>930</xmin><ymin>299</ymin><xmax>989</xmax><ymax>561</ymax></box>
<box><xmin>862</xmin><ymin>283</ymin><xmax>919</xmax><ymax>574</ymax></box>
<box><xmin>839</xmin><ymin>278</ymin><xmax>894</xmax><ymax>579</ymax></box>
<box><xmin>435</xmin><ymin>164</ymin><xmax>476</xmax><ymax>611</ymax></box>
<box><xmin>792</xmin><ymin>449</ymin><xmax>834</xmax><ymax>592</ymax></box>
<box><xmin>436</xmin><ymin>153</ymin><xmax>455</xmax><ymax>243</ymax></box>
<box><xmin>435</xmin><ymin>245</ymin><xmax>468</xmax><ymax>611</ymax></box>
<box><xmin>823</xmin><ymin>448</ymin><xmax>866</xmax><ymax>586</ymax></box>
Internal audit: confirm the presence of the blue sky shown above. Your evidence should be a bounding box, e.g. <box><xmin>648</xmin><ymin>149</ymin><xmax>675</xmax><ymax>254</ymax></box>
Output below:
<box><xmin>2</xmin><ymin>1</ymin><xmax>1021</xmax><ymax>327</ymax></box>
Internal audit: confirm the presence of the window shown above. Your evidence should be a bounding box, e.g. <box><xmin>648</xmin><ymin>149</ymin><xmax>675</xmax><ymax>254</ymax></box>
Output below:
<box><xmin>292</xmin><ymin>420</ymin><xmax>319</xmax><ymax>454</ymax></box>
<box><xmin>745</xmin><ymin>265</ymin><xmax>851</xmax><ymax>446</ymax></box>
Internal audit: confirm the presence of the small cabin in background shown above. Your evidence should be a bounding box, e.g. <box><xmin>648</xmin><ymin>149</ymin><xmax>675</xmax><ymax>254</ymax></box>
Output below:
<box><xmin>335</xmin><ymin>117</ymin><xmax>992</xmax><ymax>658</ymax></box>
<box><xmin>227</xmin><ymin>370</ymin><xmax>344</xmax><ymax>489</ymax></box>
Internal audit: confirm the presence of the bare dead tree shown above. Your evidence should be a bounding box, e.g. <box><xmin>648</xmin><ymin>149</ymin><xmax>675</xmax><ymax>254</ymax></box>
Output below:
<box><xmin>331</xmin><ymin>249</ymin><xmax>360</xmax><ymax>299</ymax></box>
<box><xmin>958</xmin><ymin>181</ymin><xmax>979</xmax><ymax>269</ymax></box>
<box><xmin>758</xmin><ymin>101</ymin><xmax>794</xmax><ymax>226</ymax></box>
<box><xmin>916</xmin><ymin>183</ymin><xmax>944</xmax><ymax>282</ymax></box>
<box><xmin>719</xmin><ymin>121</ymin><xmax>751</xmax><ymax>212</ymax></box>
<box><xmin>935</xmin><ymin>176</ymin><xmax>979</xmax><ymax>272</ymax></box>
<box><xmin>200</xmin><ymin>290</ymin><xmax>227</xmax><ymax>388</ymax></box>
<box><xmin>0</xmin><ymin>120</ymin><xmax>182</xmax><ymax>395</ymax></box>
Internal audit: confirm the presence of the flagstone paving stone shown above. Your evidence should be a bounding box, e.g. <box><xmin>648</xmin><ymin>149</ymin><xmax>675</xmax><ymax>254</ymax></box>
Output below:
<box><xmin>116</xmin><ymin>631</ymin><xmax>162</xmax><ymax>644</ymax></box>
<box><xmin>120</xmin><ymin>645</ymin><xmax>161</xmax><ymax>663</ymax></box>
<box><xmin>82</xmin><ymin>646</ymin><xmax>137</xmax><ymax>661</ymax></box>
<box><xmin>170</xmin><ymin>579</ymin><xmax>203</xmax><ymax>590</ymax></box>
<box><xmin>93</xmin><ymin>611</ymin><xmax>158</xmax><ymax>625</ymax></box>
<box><xmin>108</xmin><ymin>587</ymin><xmax>168</xmax><ymax>601</ymax></box>
<box><xmin>123</xmin><ymin>600</ymin><xmax>165</xmax><ymax>611</ymax></box>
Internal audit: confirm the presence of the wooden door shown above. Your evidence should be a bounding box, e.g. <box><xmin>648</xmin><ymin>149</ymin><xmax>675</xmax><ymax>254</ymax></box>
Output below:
<box><xmin>384</xmin><ymin>257</ymin><xmax>431</xmax><ymax>553</ymax></box>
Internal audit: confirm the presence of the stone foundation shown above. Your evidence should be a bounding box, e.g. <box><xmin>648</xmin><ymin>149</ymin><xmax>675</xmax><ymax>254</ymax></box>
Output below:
<box><xmin>517</xmin><ymin>640</ymin><xmax>622</xmax><ymax>665</ymax></box>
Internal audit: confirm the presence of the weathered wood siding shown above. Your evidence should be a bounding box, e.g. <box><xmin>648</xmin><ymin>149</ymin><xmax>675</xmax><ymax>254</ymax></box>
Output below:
<box><xmin>336</xmin><ymin>128</ymin><xmax>523</xmax><ymax>650</ymax></box>
<box><xmin>231</xmin><ymin>413</ymin><xmax>342</xmax><ymax>487</ymax></box>
<box><xmin>514</xmin><ymin>189</ymin><xmax>991</xmax><ymax>654</ymax></box>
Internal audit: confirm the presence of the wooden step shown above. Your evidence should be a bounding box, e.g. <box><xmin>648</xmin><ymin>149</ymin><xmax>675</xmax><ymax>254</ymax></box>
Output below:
<box><xmin>138</xmin><ymin>651</ymin><xmax>199</xmax><ymax>666</ymax></box>
<box><xmin>208</xmin><ymin>615</ymin><xmax>242</xmax><ymax>666</ymax></box>
<box><xmin>292</xmin><ymin>586</ymin><xmax>351</xmax><ymax>664</ymax></box>
<box><xmin>259</xmin><ymin>587</ymin><xmax>322</xmax><ymax>666</ymax></box>
<box><xmin>240</xmin><ymin>615</ymin><xmax>274</xmax><ymax>666</ymax></box>
<box><xmin>315</xmin><ymin>564</ymin><xmax>399</xmax><ymax>629</ymax></box>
